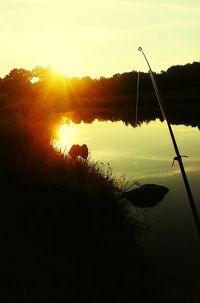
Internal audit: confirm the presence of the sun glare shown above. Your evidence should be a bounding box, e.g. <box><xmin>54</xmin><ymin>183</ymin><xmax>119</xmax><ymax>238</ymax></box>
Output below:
<box><xmin>51</xmin><ymin>65</ymin><xmax>68</xmax><ymax>78</ymax></box>
<box><xmin>53</xmin><ymin>122</ymin><xmax>76</xmax><ymax>154</ymax></box>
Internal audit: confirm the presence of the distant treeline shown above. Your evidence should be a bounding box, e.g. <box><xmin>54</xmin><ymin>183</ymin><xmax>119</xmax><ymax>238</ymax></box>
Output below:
<box><xmin>0</xmin><ymin>61</ymin><xmax>200</xmax><ymax>99</ymax></box>
<box><xmin>0</xmin><ymin>62</ymin><xmax>200</xmax><ymax>128</ymax></box>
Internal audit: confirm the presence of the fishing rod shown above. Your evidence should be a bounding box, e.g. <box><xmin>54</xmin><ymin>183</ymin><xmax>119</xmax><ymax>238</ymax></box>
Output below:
<box><xmin>138</xmin><ymin>46</ymin><xmax>200</xmax><ymax>241</ymax></box>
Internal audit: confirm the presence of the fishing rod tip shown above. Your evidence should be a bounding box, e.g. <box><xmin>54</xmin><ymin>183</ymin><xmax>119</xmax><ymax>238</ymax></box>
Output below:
<box><xmin>138</xmin><ymin>47</ymin><xmax>142</xmax><ymax>51</ymax></box>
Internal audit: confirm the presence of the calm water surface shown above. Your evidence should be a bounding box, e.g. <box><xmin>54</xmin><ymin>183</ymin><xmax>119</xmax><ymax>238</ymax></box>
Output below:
<box><xmin>53</xmin><ymin>118</ymin><xmax>200</xmax><ymax>277</ymax></box>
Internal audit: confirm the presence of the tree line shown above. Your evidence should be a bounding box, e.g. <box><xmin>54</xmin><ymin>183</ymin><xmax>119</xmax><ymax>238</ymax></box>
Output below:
<box><xmin>0</xmin><ymin>61</ymin><xmax>200</xmax><ymax>101</ymax></box>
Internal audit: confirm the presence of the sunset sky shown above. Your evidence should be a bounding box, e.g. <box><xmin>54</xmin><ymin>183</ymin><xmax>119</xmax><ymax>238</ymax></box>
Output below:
<box><xmin>1</xmin><ymin>0</ymin><xmax>200</xmax><ymax>78</ymax></box>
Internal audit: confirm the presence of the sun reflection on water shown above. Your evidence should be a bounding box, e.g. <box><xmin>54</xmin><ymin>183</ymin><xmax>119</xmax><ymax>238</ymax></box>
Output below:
<box><xmin>53</xmin><ymin>121</ymin><xmax>77</xmax><ymax>154</ymax></box>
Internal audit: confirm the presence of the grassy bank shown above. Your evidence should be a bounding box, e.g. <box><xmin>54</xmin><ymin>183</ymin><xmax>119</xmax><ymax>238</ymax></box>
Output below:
<box><xmin>0</xmin><ymin>111</ymin><xmax>146</xmax><ymax>302</ymax></box>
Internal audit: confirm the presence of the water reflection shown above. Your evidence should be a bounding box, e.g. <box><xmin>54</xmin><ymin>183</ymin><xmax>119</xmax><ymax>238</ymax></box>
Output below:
<box><xmin>53</xmin><ymin>101</ymin><xmax>200</xmax><ymax>130</ymax></box>
<box><xmin>53</xmin><ymin>118</ymin><xmax>200</xmax><ymax>180</ymax></box>
<box><xmin>53</xmin><ymin>117</ymin><xmax>200</xmax><ymax>278</ymax></box>
<box><xmin>52</xmin><ymin>120</ymin><xmax>77</xmax><ymax>153</ymax></box>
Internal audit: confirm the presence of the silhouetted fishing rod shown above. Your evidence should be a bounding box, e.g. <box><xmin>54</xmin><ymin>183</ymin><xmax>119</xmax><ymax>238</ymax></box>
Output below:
<box><xmin>138</xmin><ymin>46</ymin><xmax>200</xmax><ymax>240</ymax></box>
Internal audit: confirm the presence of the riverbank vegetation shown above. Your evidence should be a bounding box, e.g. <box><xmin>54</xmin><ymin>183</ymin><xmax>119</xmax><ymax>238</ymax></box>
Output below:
<box><xmin>0</xmin><ymin>109</ymin><xmax>148</xmax><ymax>302</ymax></box>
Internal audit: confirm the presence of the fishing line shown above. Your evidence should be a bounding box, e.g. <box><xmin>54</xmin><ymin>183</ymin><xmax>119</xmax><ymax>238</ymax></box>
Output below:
<box><xmin>138</xmin><ymin>46</ymin><xmax>200</xmax><ymax>241</ymax></box>
<box><xmin>135</xmin><ymin>71</ymin><xmax>140</xmax><ymax>125</ymax></box>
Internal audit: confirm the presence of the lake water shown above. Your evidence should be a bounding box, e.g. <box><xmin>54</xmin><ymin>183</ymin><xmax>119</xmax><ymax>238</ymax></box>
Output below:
<box><xmin>53</xmin><ymin>117</ymin><xmax>200</xmax><ymax>278</ymax></box>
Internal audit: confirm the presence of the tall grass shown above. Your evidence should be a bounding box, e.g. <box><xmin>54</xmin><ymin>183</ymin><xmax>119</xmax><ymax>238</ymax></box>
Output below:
<box><xmin>0</xmin><ymin>111</ymin><xmax>146</xmax><ymax>302</ymax></box>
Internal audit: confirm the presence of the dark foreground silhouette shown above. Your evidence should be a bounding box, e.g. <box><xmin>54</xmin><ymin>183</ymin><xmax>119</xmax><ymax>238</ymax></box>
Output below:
<box><xmin>0</xmin><ymin>114</ymin><xmax>148</xmax><ymax>303</ymax></box>
<box><xmin>122</xmin><ymin>184</ymin><xmax>169</xmax><ymax>208</ymax></box>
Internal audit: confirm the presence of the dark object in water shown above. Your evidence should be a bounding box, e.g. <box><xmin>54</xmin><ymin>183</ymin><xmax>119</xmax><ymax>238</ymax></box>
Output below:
<box><xmin>122</xmin><ymin>184</ymin><xmax>169</xmax><ymax>208</ymax></box>
<box><xmin>69</xmin><ymin>144</ymin><xmax>89</xmax><ymax>160</ymax></box>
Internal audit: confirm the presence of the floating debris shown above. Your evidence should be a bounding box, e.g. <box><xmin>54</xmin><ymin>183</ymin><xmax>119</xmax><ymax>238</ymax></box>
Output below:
<box><xmin>122</xmin><ymin>184</ymin><xmax>169</xmax><ymax>208</ymax></box>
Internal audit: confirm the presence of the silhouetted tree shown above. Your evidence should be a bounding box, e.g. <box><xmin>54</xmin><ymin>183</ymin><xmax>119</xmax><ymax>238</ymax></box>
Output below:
<box><xmin>1</xmin><ymin>68</ymin><xmax>33</xmax><ymax>97</ymax></box>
